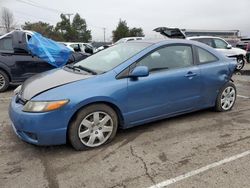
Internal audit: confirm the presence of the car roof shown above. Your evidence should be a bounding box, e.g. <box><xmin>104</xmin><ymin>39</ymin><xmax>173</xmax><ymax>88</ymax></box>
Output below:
<box><xmin>123</xmin><ymin>37</ymin><xmax>144</xmax><ymax>39</ymax></box>
<box><xmin>187</xmin><ymin>36</ymin><xmax>224</xmax><ymax>40</ymax></box>
<box><xmin>127</xmin><ymin>38</ymin><xmax>200</xmax><ymax>45</ymax></box>
<box><xmin>126</xmin><ymin>38</ymin><xmax>228</xmax><ymax>60</ymax></box>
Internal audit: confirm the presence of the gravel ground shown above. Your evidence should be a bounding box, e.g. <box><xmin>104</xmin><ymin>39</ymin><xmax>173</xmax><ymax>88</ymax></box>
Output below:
<box><xmin>0</xmin><ymin>64</ymin><xmax>250</xmax><ymax>188</ymax></box>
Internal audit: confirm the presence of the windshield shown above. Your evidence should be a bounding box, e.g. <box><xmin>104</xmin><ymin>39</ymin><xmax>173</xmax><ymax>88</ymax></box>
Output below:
<box><xmin>74</xmin><ymin>42</ymin><xmax>151</xmax><ymax>73</ymax></box>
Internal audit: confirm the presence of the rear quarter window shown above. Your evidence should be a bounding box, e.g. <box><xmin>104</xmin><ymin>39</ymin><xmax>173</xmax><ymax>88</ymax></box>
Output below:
<box><xmin>0</xmin><ymin>37</ymin><xmax>13</xmax><ymax>52</ymax></box>
<box><xmin>196</xmin><ymin>46</ymin><xmax>218</xmax><ymax>64</ymax></box>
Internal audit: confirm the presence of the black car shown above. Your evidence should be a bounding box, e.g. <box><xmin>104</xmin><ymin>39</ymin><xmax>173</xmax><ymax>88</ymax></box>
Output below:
<box><xmin>0</xmin><ymin>30</ymin><xmax>89</xmax><ymax>92</ymax></box>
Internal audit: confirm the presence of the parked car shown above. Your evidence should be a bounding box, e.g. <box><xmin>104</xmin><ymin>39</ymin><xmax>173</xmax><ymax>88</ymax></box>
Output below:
<box><xmin>60</xmin><ymin>42</ymin><xmax>96</xmax><ymax>54</ymax></box>
<box><xmin>0</xmin><ymin>30</ymin><xmax>89</xmax><ymax>92</ymax></box>
<box><xmin>9</xmin><ymin>39</ymin><xmax>237</xmax><ymax>150</ymax></box>
<box><xmin>95</xmin><ymin>37</ymin><xmax>145</xmax><ymax>53</ymax></box>
<box><xmin>154</xmin><ymin>27</ymin><xmax>247</xmax><ymax>70</ymax></box>
<box><xmin>236</xmin><ymin>39</ymin><xmax>250</xmax><ymax>63</ymax></box>
<box><xmin>114</xmin><ymin>37</ymin><xmax>144</xmax><ymax>45</ymax></box>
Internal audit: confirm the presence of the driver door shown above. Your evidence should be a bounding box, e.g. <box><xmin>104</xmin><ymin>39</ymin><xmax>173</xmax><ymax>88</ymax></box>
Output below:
<box><xmin>126</xmin><ymin>44</ymin><xmax>202</xmax><ymax>126</ymax></box>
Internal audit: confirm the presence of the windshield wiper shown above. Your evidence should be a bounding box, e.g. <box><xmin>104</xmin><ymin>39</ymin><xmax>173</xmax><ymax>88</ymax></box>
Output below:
<box><xmin>65</xmin><ymin>65</ymin><xmax>79</xmax><ymax>71</ymax></box>
<box><xmin>65</xmin><ymin>65</ymin><xmax>97</xmax><ymax>75</ymax></box>
<box><xmin>73</xmin><ymin>65</ymin><xmax>97</xmax><ymax>75</ymax></box>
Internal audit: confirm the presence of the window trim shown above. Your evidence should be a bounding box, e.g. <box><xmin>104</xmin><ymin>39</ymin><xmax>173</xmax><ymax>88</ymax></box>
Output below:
<box><xmin>194</xmin><ymin>45</ymin><xmax>219</xmax><ymax>65</ymax></box>
<box><xmin>116</xmin><ymin>43</ymin><xmax>196</xmax><ymax>79</ymax></box>
<box><xmin>136</xmin><ymin>43</ymin><xmax>195</xmax><ymax>73</ymax></box>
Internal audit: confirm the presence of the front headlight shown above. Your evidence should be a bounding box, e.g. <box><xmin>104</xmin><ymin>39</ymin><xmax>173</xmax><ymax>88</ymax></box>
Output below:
<box><xmin>23</xmin><ymin>100</ymin><xmax>69</xmax><ymax>112</ymax></box>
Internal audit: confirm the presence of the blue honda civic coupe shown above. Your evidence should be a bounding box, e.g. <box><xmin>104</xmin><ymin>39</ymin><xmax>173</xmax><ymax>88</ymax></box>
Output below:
<box><xmin>9</xmin><ymin>39</ymin><xmax>237</xmax><ymax>150</ymax></box>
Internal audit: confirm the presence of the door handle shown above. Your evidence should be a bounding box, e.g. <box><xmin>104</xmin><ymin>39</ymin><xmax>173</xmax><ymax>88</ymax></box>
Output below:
<box><xmin>185</xmin><ymin>72</ymin><xmax>197</xmax><ymax>78</ymax></box>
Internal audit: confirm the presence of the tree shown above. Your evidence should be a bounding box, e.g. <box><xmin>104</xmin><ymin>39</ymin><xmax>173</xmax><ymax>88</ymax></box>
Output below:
<box><xmin>55</xmin><ymin>13</ymin><xmax>92</xmax><ymax>42</ymax></box>
<box><xmin>112</xmin><ymin>19</ymin><xmax>145</xmax><ymax>42</ymax></box>
<box><xmin>1</xmin><ymin>7</ymin><xmax>15</xmax><ymax>32</ymax></box>
<box><xmin>112</xmin><ymin>19</ymin><xmax>130</xmax><ymax>42</ymax></box>
<box><xmin>23</xmin><ymin>21</ymin><xmax>63</xmax><ymax>41</ymax></box>
<box><xmin>72</xmin><ymin>13</ymin><xmax>91</xmax><ymax>42</ymax></box>
<box><xmin>129</xmin><ymin>27</ymin><xmax>144</xmax><ymax>37</ymax></box>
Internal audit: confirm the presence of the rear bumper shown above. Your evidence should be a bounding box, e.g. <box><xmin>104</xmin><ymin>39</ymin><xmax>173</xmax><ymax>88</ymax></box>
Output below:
<box><xmin>8</xmin><ymin>96</ymin><xmax>68</xmax><ymax>146</ymax></box>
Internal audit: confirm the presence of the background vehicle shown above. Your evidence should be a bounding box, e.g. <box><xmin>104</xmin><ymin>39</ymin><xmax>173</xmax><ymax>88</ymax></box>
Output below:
<box><xmin>154</xmin><ymin>27</ymin><xmax>247</xmax><ymax>70</ymax></box>
<box><xmin>60</xmin><ymin>42</ymin><xmax>96</xmax><ymax>54</ymax></box>
<box><xmin>236</xmin><ymin>39</ymin><xmax>250</xmax><ymax>63</ymax></box>
<box><xmin>9</xmin><ymin>39</ymin><xmax>237</xmax><ymax>150</ymax></box>
<box><xmin>0</xmin><ymin>30</ymin><xmax>89</xmax><ymax>92</ymax></box>
<box><xmin>94</xmin><ymin>37</ymin><xmax>145</xmax><ymax>53</ymax></box>
<box><xmin>189</xmin><ymin>36</ymin><xmax>247</xmax><ymax>70</ymax></box>
<box><xmin>114</xmin><ymin>37</ymin><xmax>144</xmax><ymax>45</ymax></box>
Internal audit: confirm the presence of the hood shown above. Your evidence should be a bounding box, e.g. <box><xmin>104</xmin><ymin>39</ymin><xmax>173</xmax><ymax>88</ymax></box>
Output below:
<box><xmin>20</xmin><ymin>69</ymin><xmax>93</xmax><ymax>100</ymax></box>
<box><xmin>153</xmin><ymin>27</ymin><xmax>186</xmax><ymax>39</ymax></box>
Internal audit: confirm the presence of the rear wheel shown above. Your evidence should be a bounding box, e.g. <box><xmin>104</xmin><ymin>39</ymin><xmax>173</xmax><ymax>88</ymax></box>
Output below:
<box><xmin>236</xmin><ymin>56</ymin><xmax>245</xmax><ymax>70</ymax></box>
<box><xmin>69</xmin><ymin>104</ymin><xmax>118</xmax><ymax>151</ymax></box>
<box><xmin>215</xmin><ymin>82</ymin><xmax>236</xmax><ymax>112</ymax></box>
<box><xmin>0</xmin><ymin>70</ymin><xmax>9</xmax><ymax>92</ymax></box>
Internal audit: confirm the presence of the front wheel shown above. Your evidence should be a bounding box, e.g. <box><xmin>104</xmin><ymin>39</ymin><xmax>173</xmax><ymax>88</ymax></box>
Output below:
<box><xmin>215</xmin><ymin>82</ymin><xmax>236</xmax><ymax>112</ymax></box>
<box><xmin>69</xmin><ymin>104</ymin><xmax>118</xmax><ymax>151</ymax></box>
<box><xmin>236</xmin><ymin>56</ymin><xmax>245</xmax><ymax>70</ymax></box>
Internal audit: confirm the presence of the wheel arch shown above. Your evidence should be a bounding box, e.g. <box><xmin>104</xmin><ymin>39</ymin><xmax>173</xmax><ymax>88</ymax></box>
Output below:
<box><xmin>0</xmin><ymin>64</ymin><xmax>11</xmax><ymax>82</ymax></box>
<box><xmin>66</xmin><ymin>101</ymin><xmax>125</xmax><ymax>142</ymax></box>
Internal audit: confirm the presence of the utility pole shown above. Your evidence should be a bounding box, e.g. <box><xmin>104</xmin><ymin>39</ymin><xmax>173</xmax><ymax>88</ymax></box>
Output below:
<box><xmin>63</xmin><ymin>13</ymin><xmax>74</xmax><ymax>22</ymax></box>
<box><xmin>103</xmin><ymin>27</ymin><xmax>106</xmax><ymax>42</ymax></box>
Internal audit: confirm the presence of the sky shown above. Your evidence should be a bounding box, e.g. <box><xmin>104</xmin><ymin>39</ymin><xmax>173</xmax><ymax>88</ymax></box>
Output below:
<box><xmin>1</xmin><ymin>0</ymin><xmax>250</xmax><ymax>41</ymax></box>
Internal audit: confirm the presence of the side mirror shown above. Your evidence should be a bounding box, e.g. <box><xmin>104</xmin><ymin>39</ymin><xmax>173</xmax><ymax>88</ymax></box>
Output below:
<box><xmin>130</xmin><ymin>66</ymin><xmax>149</xmax><ymax>78</ymax></box>
<box><xmin>227</xmin><ymin>44</ymin><xmax>232</xmax><ymax>49</ymax></box>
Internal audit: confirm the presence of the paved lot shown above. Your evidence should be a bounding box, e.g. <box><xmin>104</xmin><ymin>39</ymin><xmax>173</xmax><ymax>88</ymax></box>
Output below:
<box><xmin>0</xmin><ymin>64</ymin><xmax>250</xmax><ymax>188</ymax></box>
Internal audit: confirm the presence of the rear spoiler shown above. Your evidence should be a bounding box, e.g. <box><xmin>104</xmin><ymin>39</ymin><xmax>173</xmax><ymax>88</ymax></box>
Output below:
<box><xmin>153</xmin><ymin>27</ymin><xmax>186</xmax><ymax>39</ymax></box>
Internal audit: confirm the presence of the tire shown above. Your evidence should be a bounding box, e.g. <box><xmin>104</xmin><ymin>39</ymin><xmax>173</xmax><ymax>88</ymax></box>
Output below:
<box><xmin>235</xmin><ymin>56</ymin><xmax>245</xmax><ymax>70</ymax></box>
<box><xmin>69</xmin><ymin>104</ymin><xmax>118</xmax><ymax>151</ymax></box>
<box><xmin>215</xmin><ymin>82</ymin><xmax>236</xmax><ymax>112</ymax></box>
<box><xmin>0</xmin><ymin>70</ymin><xmax>10</xmax><ymax>92</ymax></box>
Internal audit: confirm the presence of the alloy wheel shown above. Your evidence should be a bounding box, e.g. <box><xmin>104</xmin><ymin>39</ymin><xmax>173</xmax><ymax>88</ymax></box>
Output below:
<box><xmin>78</xmin><ymin>111</ymin><xmax>113</xmax><ymax>147</ymax></box>
<box><xmin>220</xmin><ymin>86</ymin><xmax>236</xmax><ymax>111</ymax></box>
<box><xmin>0</xmin><ymin>73</ymin><xmax>6</xmax><ymax>90</ymax></box>
<box><xmin>236</xmin><ymin>58</ymin><xmax>244</xmax><ymax>70</ymax></box>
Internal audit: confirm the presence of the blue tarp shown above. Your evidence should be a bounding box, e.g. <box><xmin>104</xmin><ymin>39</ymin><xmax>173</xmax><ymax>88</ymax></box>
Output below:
<box><xmin>27</xmin><ymin>32</ymin><xmax>72</xmax><ymax>68</ymax></box>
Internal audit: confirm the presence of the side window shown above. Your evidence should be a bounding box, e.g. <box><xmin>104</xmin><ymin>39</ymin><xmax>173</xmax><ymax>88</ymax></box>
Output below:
<box><xmin>193</xmin><ymin>38</ymin><xmax>214</xmax><ymax>48</ymax></box>
<box><xmin>214</xmin><ymin>39</ymin><xmax>228</xmax><ymax>49</ymax></box>
<box><xmin>196</xmin><ymin>47</ymin><xmax>218</xmax><ymax>64</ymax></box>
<box><xmin>0</xmin><ymin>37</ymin><xmax>13</xmax><ymax>52</ymax></box>
<box><xmin>26</xmin><ymin>34</ymin><xmax>32</xmax><ymax>42</ymax></box>
<box><xmin>137</xmin><ymin>45</ymin><xmax>193</xmax><ymax>72</ymax></box>
<box><xmin>70</xmin><ymin>44</ymin><xmax>81</xmax><ymax>52</ymax></box>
